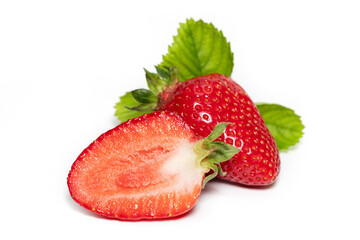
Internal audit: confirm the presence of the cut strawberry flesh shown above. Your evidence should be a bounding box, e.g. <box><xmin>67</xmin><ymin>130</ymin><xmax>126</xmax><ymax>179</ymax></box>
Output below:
<box><xmin>68</xmin><ymin>112</ymin><xmax>204</xmax><ymax>220</ymax></box>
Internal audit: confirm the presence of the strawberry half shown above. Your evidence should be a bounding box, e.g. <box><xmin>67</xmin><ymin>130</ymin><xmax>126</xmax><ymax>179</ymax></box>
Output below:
<box><xmin>68</xmin><ymin>111</ymin><xmax>238</xmax><ymax>220</ymax></box>
<box><xmin>118</xmin><ymin>67</ymin><xmax>280</xmax><ymax>186</ymax></box>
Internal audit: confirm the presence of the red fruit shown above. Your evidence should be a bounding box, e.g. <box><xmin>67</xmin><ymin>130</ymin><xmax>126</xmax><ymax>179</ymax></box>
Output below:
<box><xmin>68</xmin><ymin>111</ymin><xmax>238</xmax><ymax>220</ymax></box>
<box><xmin>123</xmin><ymin>68</ymin><xmax>280</xmax><ymax>186</ymax></box>
<box><xmin>160</xmin><ymin>73</ymin><xmax>280</xmax><ymax>186</ymax></box>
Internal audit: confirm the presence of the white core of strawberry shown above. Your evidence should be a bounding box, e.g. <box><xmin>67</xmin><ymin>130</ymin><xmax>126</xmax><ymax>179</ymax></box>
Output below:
<box><xmin>161</xmin><ymin>140</ymin><xmax>206</xmax><ymax>187</ymax></box>
<box><xmin>161</xmin><ymin>122</ymin><xmax>241</xmax><ymax>189</ymax></box>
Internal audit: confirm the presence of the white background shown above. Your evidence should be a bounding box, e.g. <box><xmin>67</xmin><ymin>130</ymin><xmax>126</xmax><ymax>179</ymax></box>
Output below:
<box><xmin>1</xmin><ymin>0</ymin><xmax>359</xmax><ymax>239</ymax></box>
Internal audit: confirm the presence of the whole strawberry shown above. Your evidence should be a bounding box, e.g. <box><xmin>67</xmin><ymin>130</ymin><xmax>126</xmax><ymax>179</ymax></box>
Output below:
<box><xmin>161</xmin><ymin>73</ymin><xmax>280</xmax><ymax>185</ymax></box>
<box><xmin>116</xmin><ymin>67</ymin><xmax>280</xmax><ymax>186</ymax></box>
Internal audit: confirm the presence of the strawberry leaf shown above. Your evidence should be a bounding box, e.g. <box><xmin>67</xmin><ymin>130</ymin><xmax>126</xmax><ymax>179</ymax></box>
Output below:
<box><xmin>197</xmin><ymin>122</ymin><xmax>240</xmax><ymax>188</ymax></box>
<box><xmin>256</xmin><ymin>103</ymin><xmax>304</xmax><ymax>151</ymax></box>
<box><xmin>144</xmin><ymin>69</ymin><xmax>165</xmax><ymax>95</ymax></box>
<box><xmin>114</xmin><ymin>67</ymin><xmax>180</xmax><ymax>122</ymax></box>
<box><xmin>161</xmin><ymin>18</ymin><xmax>234</xmax><ymax>81</ymax></box>
<box><xmin>114</xmin><ymin>92</ymin><xmax>153</xmax><ymax>122</ymax></box>
<box><xmin>204</xmin><ymin>122</ymin><xmax>232</xmax><ymax>145</ymax></box>
<box><xmin>145</xmin><ymin>66</ymin><xmax>179</xmax><ymax>95</ymax></box>
<box><xmin>131</xmin><ymin>89</ymin><xmax>158</xmax><ymax>103</ymax></box>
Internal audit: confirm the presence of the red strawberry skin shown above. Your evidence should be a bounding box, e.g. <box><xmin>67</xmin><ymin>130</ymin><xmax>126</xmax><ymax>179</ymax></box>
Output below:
<box><xmin>161</xmin><ymin>73</ymin><xmax>280</xmax><ymax>186</ymax></box>
<box><xmin>67</xmin><ymin>111</ymin><xmax>204</xmax><ymax>220</ymax></box>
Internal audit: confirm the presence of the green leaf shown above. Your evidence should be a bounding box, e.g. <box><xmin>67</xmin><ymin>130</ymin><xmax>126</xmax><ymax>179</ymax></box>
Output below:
<box><xmin>204</xmin><ymin>122</ymin><xmax>232</xmax><ymax>145</ymax></box>
<box><xmin>203</xmin><ymin>122</ymin><xmax>240</xmax><ymax>164</ymax></box>
<box><xmin>196</xmin><ymin>122</ymin><xmax>240</xmax><ymax>188</ymax></box>
<box><xmin>114</xmin><ymin>92</ymin><xmax>153</xmax><ymax>123</ymax></box>
<box><xmin>256</xmin><ymin>103</ymin><xmax>305</xmax><ymax>151</ymax></box>
<box><xmin>202</xmin><ymin>164</ymin><xmax>219</xmax><ymax>188</ymax></box>
<box><xmin>131</xmin><ymin>89</ymin><xmax>158</xmax><ymax>103</ymax></box>
<box><xmin>161</xmin><ymin>18</ymin><xmax>234</xmax><ymax>81</ymax></box>
<box><xmin>125</xmin><ymin>103</ymin><xmax>157</xmax><ymax>112</ymax></box>
<box><xmin>144</xmin><ymin>68</ymin><xmax>164</xmax><ymax>95</ymax></box>
<box><xmin>154</xmin><ymin>66</ymin><xmax>170</xmax><ymax>82</ymax></box>
<box><xmin>207</xmin><ymin>141</ymin><xmax>240</xmax><ymax>163</ymax></box>
<box><xmin>144</xmin><ymin>66</ymin><xmax>179</xmax><ymax>95</ymax></box>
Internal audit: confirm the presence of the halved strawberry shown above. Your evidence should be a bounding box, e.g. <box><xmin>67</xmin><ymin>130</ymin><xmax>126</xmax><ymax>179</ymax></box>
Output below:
<box><xmin>68</xmin><ymin>111</ymin><xmax>238</xmax><ymax>220</ymax></box>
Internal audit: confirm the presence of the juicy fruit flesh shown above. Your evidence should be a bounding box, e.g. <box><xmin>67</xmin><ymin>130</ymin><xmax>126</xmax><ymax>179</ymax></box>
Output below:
<box><xmin>162</xmin><ymin>74</ymin><xmax>280</xmax><ymax>185</ymax></box>
<box><xmin>68</xmin><ymin>112</ymin><xmax>204</xmax><ymax>220</ymax></box>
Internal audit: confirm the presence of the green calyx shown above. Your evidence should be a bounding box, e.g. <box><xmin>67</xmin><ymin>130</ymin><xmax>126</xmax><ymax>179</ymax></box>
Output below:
<box><xmin>115</xmin><ymin>66</ymin><xmax>179</xmax><ymax>122</ymax></box>
<box><xmin>194</xmin><ymin>122</ymin><xmax>240</xmax><ymax>188</ymax></box>
<box><xmin>125</xmin><ymin>89</ymin><xmax>158</xmax><ymax>112</ymax></box>
<box><xmin>145</xmin><ymin>66</ymin><xmax>179</xmax><ymax>95</ymax></box>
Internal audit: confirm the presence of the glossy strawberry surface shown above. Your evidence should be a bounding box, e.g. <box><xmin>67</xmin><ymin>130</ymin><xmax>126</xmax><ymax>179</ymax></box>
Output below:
<box><xmin>161</xmin><ymin>73</ymin><xmax>280</xmax><ymax>185</ymax></box>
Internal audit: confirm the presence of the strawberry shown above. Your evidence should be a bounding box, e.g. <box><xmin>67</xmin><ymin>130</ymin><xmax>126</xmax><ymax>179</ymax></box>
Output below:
<box><xmin>118</xmin><ymin>67</ymin><xmax>280</xmax><ymax>186</ymax></box>
<box><xmin>68</xmin><ymin>111</ymin><xmax>238</xmax><ymax>220</ymax></box>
